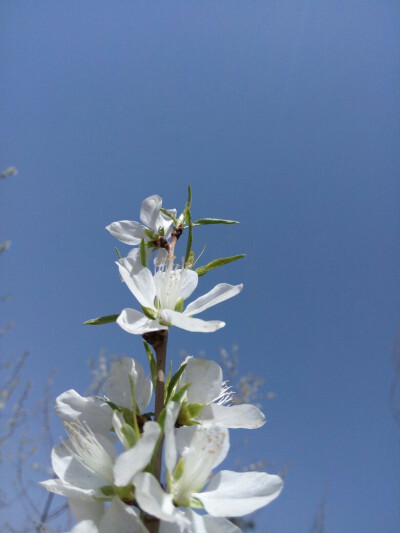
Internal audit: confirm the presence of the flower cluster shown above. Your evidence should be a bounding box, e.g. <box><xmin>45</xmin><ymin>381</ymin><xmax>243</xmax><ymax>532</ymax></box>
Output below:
<box><xmin>42</xmin><ymin>357</ymin><xmax>283</xmax><ymax>532</ymax></box>
<box><xmin>41</xmin><ymin>192</ymin><xmax>283</xmax><ymax>532</ymax></box>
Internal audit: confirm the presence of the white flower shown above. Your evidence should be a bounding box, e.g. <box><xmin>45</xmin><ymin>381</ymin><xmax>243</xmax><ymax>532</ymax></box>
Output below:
<box><xmin>116</xmin><ymin>257</ymin><xmax>243</xmax><ymax>334</ymax></box>
<box><xmin>40</xmin><ymin>418</ymin><xmax>160</xmax><ymax>501</ymax></box>
<box><xmin>60</xmin><ymin>498</ymin><xmax>147</xmax><ymax>533</ymax></box>
<box><xmin>134</xmin><ymin>403</ymin><xmax>283</xmax><ymax>525</ymax></box>
<box><xmin>54</xmin><ymin>358</ymin><xmax>153</xmax><ymax>436</ymax></box>
<box><xmin>177</xmin><ymin>357</ymin><xmax>266</xmax><ymax>429</ymax></box>
<box><xmin>106</xmin><ymin>194</ymin><xmax>177</xmax><ymax>265</ymax></box>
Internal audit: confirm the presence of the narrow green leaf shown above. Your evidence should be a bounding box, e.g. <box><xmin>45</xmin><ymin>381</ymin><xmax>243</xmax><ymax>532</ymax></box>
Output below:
<box><xmin>129</xmin><ymin>375</ymin><xmax>141</xmax><ymax>440</ymax></box>
<box><xmin>173</xmin><ymin>457</ymin><xmax>185</xmax><ymax>481</ymax></box>
<box><xmin>165</xmin><ymin>363</ymin><xmax>187</xmax><ymax>404</ymax></box>
<box><xmin>115</xmin><ymin>247</ymin><xmax>122</xmax><ymax>259</ymax></box>
<box><xmin>144</xmin><ymin>228</ymin><xmax>158</xmax><ymax>240</ymax></box>
<box><xmin>195</xmin><ymin>254</ymin><xmax>245</xmax><ymax>277</ymax></box>
<box><xmin>143</xmin><ymin>341</ymin><xmax>157</xmax><ymax>388</ymax></box>
<box><xmin>184</xmin><ymin>207</ymin><xmax>193</xmax><ymax>266</ymax></box>
<box><xmin>121</xmin><ymin>423</ymin><xmax>138</xmax><ymax>448</ymax></box>
<box><xmin>192</xmin><ymin>218</ymin><xmax>239</xmax><ymax>226</ymax></box>
<box><xmin>187</xmin><ymin>403</ymin><xmax>205</xmax><ymax>418</ymax></box>
<box><xmin>172</xmin><ymin>383</ymin><xmax>190</xmax><ymax>403</ymax></box>
<box><xmin>160</xmin><ymin>208</ymin><xmax>179</xmax><ymax>227</ymax></box>
<box><xmin>141</xmin><ymin>306</ymin><xmax>158</xmax><ymax>320</ymax></box>
<box><xmin>164</xmin><ymin>361</ymin><xmax>173</xmax><ymax>401</ymax></box>
<box><xmin>174</xmin><ymin>298</ymin><xmax>184</xmax><ymax>312</ymax></box>
<box><xmin>83</xmin><ymin>314</ymin><xmax>119</xmax><ymax>326</ymax></box>
<box><xmin>187</xmin><ymin>184</ymin><xmax>192</xmax><ymax>209</ymax></box>
<box><xmin>140</xmin><ymin>238</ymin><xmax>148</xmax><ymax>268</ymax></box>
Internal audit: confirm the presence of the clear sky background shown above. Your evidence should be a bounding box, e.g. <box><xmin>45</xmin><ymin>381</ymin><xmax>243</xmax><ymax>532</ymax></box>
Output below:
<box><xmin>1</xmin><ymin>2</ymin><xmax>399</xmax><ymax>532</ymax></box>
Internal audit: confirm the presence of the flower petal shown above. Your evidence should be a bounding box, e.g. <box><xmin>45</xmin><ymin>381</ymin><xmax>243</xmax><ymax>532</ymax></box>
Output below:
<box><xmin>117</xmin><ymin>309</ymin><xmax>165</xmax><ymax>335</ymax></box>
<box><xmin>199</xmin><ymin>403</ymin><xmax>266</xmax><ymax>429</ymax></box>
<box><xmin>134</xmin><ymin>473</ymin><xmax>182</xmax><ymax>523</ymax></box>
<box><xmin>196</xmin><ymin>470</ymin><xmax>283</xmax><ymax>517</ymax></box>
<box><xmin>113</xmin><ymin>422</ymin><xmax>161</xmax><ymax>487</ymax></box>
<box><xmin>179</xmin><ymin>358</ymin><xmax>223</xmax><ymax>405</ymax></box>
<box><xmin>68</xmin><ymin>520</ymin><xmax>99</xmax><ymax>533</ymax></box>
<box><xmin>184</xmin><ymin>284</ymin><xmax>243</xmax><ymax>316</ymax></box>
<box><xmin>188</xmin><ymin>509</ymin><xmax>241</xmax><ymax>533</ymax></box>
<box><xmin>177</xmin><ymin>269</ymin><xmax>199</xmax><ymax>300</ymax></box>
<box><xmin>69</xmin><ymin>498</ymin><xmax>104</xmax><ymax>524</ymax></box>
<box><xmin>99</xmin><ymin>498</ymin><xmax>148</xmax><ymax>533</ymax></box>
<box><xmin>54</xmin><ymin>390</ymin><xmax>112</xmax><ymax>434</ymax></box>
<box><xmin>39</xmin><ymin>478</ymin><xmax>100</xmax><ymax>501</ymax></box>
<box><xmin>117</xmin><ymin>258</ymin><xmax>155</xmax><ymax>310</ymax></box>
<box><xmin>164</xmin><ymin>401</ymin><xmax>181</xmax><ymax>473</ymax></box>
<box><xmin>106</xmin><ymin>220</ymin><xmax>144</xmax><ymax>245</ymax></box>
<box><xmin>140</xmin><ymin>194</ymin><xmax>163</xmax><ymax>230</ymax></box>
<box><xmin>103</xmin><ymin>357</ymin><xmax>152</xmax><ymax>412</ymax></box>
<box><xmin>161</xmin><ymin>310</ymin><xmax>225</xmax><ymax>332</ymax></box>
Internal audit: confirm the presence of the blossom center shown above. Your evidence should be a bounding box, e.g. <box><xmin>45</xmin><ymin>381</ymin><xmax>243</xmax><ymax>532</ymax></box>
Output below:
<box><xmin>63</xmin><ymin>421</ymin><xmax>115</xmax><ymax>485</ymax></box>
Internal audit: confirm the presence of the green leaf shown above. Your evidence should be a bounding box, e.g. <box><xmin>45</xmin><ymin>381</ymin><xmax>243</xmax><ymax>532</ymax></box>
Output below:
<box><xmin>184</xmin><ymin>206</ymin><xmax>193</xmax><ymax>266</ymax></box>
<box><xmin>160</xmin><ymin>208</ymin><xmax>179</xmax><ymax>227</ymax></box>
<box><xmin>83</xmin><ymin>314</ymin><xmax>119</xmax><ymax>326</ymax></box>
<box><xmin>165</xmin><ymin>363</ymin><xmax>187</xmax><ymax>404</ymax></box>
<box><xmin>115</xmin><ymin>247</ymin><xmax>122</xmax><ymax>259</ymax></box>
<box><xmin>172</xmin><ymin>383</ymin><xmax>190</xmax><ymax>403</ymax></box>
<box><xmin>192</xmin><ymin>218</ymin><xmax>239</xmax><ymax>226</ymax></box>
<box><xmin>143</xmin><ymin>341</ymin><xmax>157</xmax><ymax>388</ymax></box>
<box><xmin>140</xmin><ymin>237</ymin><xmax>148</xmax><ymax>267</ymax></box>
<box><xmin>174</xmin><ymin>298</ymin><xmax>184</xmax><ymax>312</ymax></box>
<box><xmin>195</xmin><ymin>254</ymin><xmax>245</xmax><ymax>277</ymax></box>
<box><xmin>121</xmin><ymin>423</ymin><xmax>138</xmax><ymax>448</ymax></box>
<box><xmin>101</xmin><ymin>485</ymin><xmax>115</xmax><ymax>497</ymax></box>
<box><xmin>141</xmin><ymin>306</ymin><xmax>158</xmax><ymax>320</ymax></box>
<box><xmin>187</xmin><ymin>184</ymin><xmax>192</xmax><ymax>209</ymax></box>
<box><xmin>187</xmin><ymin>403</ymin><xmax>205</xmax><ymax>418</ymax></box>
<box><xmin>173</xmin><ymin>457</ymin><xmax>185</xmax><ymax>481</ymax></box>
<box><xmin>164</xmin><ymin>361</ymin><xmax>173</xmax><ymax>401</ymax></box>
<box><xmin>144</xmin><ymin>227</ymin><xmax>158</xmax><ymax>240</ymax></box>
<box><xmin>129</xmin><ymin>375</ymin><xmax>141</xmax><ymax>440</ymax></box>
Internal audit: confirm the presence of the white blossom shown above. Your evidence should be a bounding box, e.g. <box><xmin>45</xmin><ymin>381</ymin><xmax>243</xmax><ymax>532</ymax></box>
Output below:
<box><xmin>116</xmin><ymin>257</ymin><xmax>242</xmax><ymax>334</ymax></box>
<box><xmin>177</xmin><ymin>357</ymin><xmax>265</xmax><ymax>429</ymax></box>
<box><xmin>134</xmin><ymin>402</ymin><xmax>283</xmax><ymax>525</ymax></box>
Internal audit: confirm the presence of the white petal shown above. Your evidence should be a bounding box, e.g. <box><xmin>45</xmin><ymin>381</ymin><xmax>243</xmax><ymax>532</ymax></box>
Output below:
<box><xmin>159</xmin><ymin>521</ymin><xmax>184</xmax><ymax>533</ymax></box>
<box><xmin>117</xmin><ymin>309</ymin><xmax>165</xmax><ymax>335</ymax></box>
<box><xmin>199</xmin><ymin>403</ymin><xmax>266</xmax><ymax>429</ymax></box>
<box><xmin>187</xmin><ymin>510</ymin><xmax>241</xmax><ymax>533</ymax></box>
<box><xmin>153</xmin><ymin>248</ymin><xmax>168</xmax><ymax>267</ymax></box>
<box><xmin>196</xmin><ymin>470</ymin><xmax>283</xmax><ymax>517</ymax></box>
<box><xmin>161</xmin><ymin>310</ymin><xmax>225</xmax><ymax>332</ymax></box>
<box><xmin>51</xmin><ymin>443</ymin><xmax>105</xmax><ymax>490</ymax></box>
<box><xmin>51</xmin><ymin>432</ymin><xmax>117</xmax><ymax>489</ymax></box>
<box><xmin>114</xmin><ymin>422</ymin><xmax>161</xmax><ymax>487</ymax></box>
<box><xmin>184</xmin><ymin>284</ymin><xmax>243</xmax><ymax>316</ymax></box>
<box><xmin>178</xmin><ymin>269</ymin><xmax>199</xmax><ymax>300</ymax></box>
<box><xmin>140</xmin><ymin>194</ymin><xmax>163</xmax><ymax>230</ymax></box>
<box><xmin>103</xmin><ymin>357</ymin><xmax>152</xmax><ymax>411</ymax></box>
<box><xmin>55</xmin><ymin>390</ymin><xmax>112</xmax><ymax>434</ymax></box>
<box><xmin>134</xmin><ymin>473</ymin><xmax>180</xmax><ymax>523</ymax></box>
<box><xmin>99</xmin><ymin>498</ymin><xmax>148</xmax><ymax>533</ymax></box>
<box><xmin>179</xmin><ymin>358</ymin><xmax>223</xmax><ymax>405</ymax></box>
<box><xmin>39</xmin><ymin>478</ymin><xmax>100</xmax><ymax>501</ymax></box>
<box><xmin>117</xmin><ymin>258</ymin><xmax>155</xmax><ymax>310</ymax></box>
<box><xmin>68</xmin><ymin>520</ymin><xmax>99</xmax><ymax>533</ymax></box>
<box><xmin>112</xmin><ymin>411</ymin><xmax>130</xmax><ymax>450</ymax></box>
<box><xmin>106</xmin><ymin>220</ymin><xmax>144</xmax><ymax>245</ymax></box>
<box><xmin>69</xmin><ymin>498</ymin><xmax>104</xmax><ymax>524</ymax></box>
<box><xmin>159</xmin><ymin>208</ymin><xmax>177</xmax><ymax>234</ymax></box>
<box><xmin>164</xmin><ymin>401</ymin><xmax>181</xmax><ymax>473</ymax></box>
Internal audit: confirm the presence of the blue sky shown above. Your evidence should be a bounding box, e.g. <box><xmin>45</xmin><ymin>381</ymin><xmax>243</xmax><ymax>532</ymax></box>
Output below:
<box><xmin>1</xmin><ymin>2</ymin><xmax>399</xmax><ymax>532</ymax></box>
